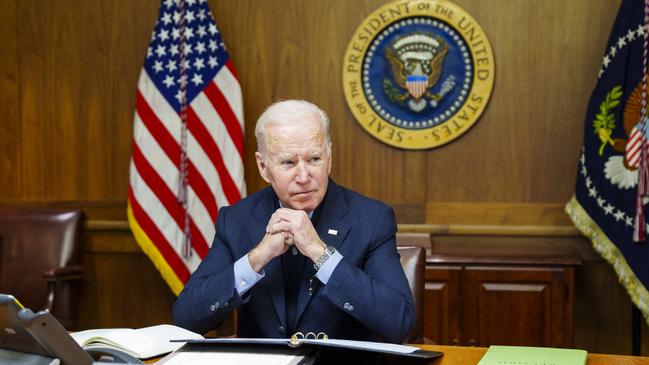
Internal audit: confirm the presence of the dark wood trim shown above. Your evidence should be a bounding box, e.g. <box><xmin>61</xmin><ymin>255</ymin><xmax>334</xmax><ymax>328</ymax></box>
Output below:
<box><xmin>399</xmin><ymin>224</ymin><xmax>581</xmax><ymax>237</ymax></box>
<box><xmin>86</xmin><ymin>220</ymin><xmax>129</xmax><ymax>231</ymax></box>
<box><xmin>81</xmin><ymin>219</ymin><xmax>582</xmax><ymax>236</ymax></box>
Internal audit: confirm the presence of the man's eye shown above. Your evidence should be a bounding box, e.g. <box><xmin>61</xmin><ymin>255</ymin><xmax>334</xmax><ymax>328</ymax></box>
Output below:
<box><xmin>310</xmin><ymin>157</ymin><xmax>321</xmax><ymax>163</ymax></box>
<box><xmin>281</xmin><ymin>161</ymin><xmax>295</xmax><ymax>166</ymax></box>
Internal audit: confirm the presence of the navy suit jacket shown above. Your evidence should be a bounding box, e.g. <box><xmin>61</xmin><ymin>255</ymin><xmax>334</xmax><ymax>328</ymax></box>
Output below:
<box><xmin>173</xmin><ymin>180</ymin><xmax>415</xmax><ymax>343</ymax></box>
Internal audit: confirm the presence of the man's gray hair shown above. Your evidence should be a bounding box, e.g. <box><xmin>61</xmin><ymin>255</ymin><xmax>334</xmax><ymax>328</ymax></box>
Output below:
<box><xmin>255</xmin><ymin>100</ymin><xmax>331</xmax><ymax>154</ymax></box>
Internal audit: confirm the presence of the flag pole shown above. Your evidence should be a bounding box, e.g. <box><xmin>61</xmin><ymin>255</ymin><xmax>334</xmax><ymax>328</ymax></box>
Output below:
<box><xmin>176</xmin><ymin>0</ymin><xmax>192</xmax><ymax>259</ymax></box>
<box><xmin>632</xmin><ymin>304</ymin><xmax>641</xmax><ymax>355</ymax></box>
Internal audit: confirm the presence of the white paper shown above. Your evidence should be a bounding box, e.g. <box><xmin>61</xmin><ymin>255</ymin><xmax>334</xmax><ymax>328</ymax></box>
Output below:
<box><xmin>177</xmin><ymin>338</ymin><xmax>288</xmax><ymax>345</ymax></box>
<box><xmin>302</xmin><ymin>338</ymin><xmax>418</xmax><ymax>354</ymax></box>
<box><xmin>159</xmin><ymin>351</ymin><xmax>303</xmax><ymax>365</ymax></box>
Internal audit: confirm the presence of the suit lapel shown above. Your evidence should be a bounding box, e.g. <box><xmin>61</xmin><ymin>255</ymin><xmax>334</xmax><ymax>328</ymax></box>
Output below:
<box><xmin>295</xmin><ymin>181</ymin><xmax>351</xmax><ymax>325</ymax></box>
<box><xmin>250</xmin><ymin>188</ymin><xmax>286</xmax><ymax>328</ymax></box>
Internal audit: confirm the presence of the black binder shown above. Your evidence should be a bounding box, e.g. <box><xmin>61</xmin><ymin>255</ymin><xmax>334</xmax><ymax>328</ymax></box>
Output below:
<box><xmin>170</xmin><ymin>332</ymin><xmax>442</xmax><ymax>360</ymax></box>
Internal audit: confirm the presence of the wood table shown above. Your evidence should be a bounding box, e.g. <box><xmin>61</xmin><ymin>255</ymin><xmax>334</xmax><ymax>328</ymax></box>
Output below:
<box><xmin>148</xmin><ymin>344</ymin><xmax>649</xmax><ymax>364</ymax></box>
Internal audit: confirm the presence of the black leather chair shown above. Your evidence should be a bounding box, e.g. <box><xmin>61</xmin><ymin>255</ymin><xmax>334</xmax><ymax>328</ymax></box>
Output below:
<box><xmin>396</xmin><ymin>232</ymin><xmax>431</xmax><ymax>249</ymax></box>
<box><xmin>396</xmin><ymin>232</ymin><xmax>432</xmax><ymax>343</ymax></box>
<box><xmin>0</xmin><ymin>207</ymin><xmax>83</xmax><ymax>329</ymax></box>
<box><xmin>397</xmin><ymin>245</ymin><xmax>426</xmax><ymax>343</ymax></box>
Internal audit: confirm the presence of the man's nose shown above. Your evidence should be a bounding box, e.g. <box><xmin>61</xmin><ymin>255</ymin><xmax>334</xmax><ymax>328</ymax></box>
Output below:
<box><xmin>294</xmin><ymin>161</ymin><xmax>310</xmax><ymax>183</ymax></box>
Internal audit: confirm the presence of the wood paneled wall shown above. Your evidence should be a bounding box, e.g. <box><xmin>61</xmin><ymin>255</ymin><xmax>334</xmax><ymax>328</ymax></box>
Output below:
<box><xmin>1</xmin><ymin>0</ymin><xmax>640</xmax><ymax>356</ymax></box>
<box><xmin>0</xmin><ymin>0</ymin><xmax>621</xmax><ymax>209</ymax></box>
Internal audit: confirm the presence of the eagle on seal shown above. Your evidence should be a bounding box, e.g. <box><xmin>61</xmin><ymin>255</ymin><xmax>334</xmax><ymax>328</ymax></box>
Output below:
<box><xmin>385</xmin><ymin>33</ymin><xmax>449</xmax><ymax>107</ymax></box>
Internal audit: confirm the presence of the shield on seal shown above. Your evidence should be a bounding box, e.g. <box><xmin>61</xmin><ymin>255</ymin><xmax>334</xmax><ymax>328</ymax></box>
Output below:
<box><xmin>406</xmin><ymin>75</ymin><xmax>428</xmax><ymax>99</ymax></box>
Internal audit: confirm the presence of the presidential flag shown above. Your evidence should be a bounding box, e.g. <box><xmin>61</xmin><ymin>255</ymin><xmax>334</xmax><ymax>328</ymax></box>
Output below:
<box><xmin>566</xmin><ymin>0</ymin><xmax>649</xmax><ymax>320</ymax></box>
<box><xmin>127</xmin><ymin>0</ymin><xmax>245</xmax><ymax>295</ymax></box>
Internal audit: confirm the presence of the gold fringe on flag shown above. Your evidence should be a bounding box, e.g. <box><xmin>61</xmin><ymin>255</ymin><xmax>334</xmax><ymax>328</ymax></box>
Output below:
<box><xmin>566</xmin><ymin>196</ymin><xmax>649</xmax><ymax>322</ymax></box>
<box><xmin>127</xmin><ymin>203</ymin><xmax>184</xmax><ymax>296</ymax></box>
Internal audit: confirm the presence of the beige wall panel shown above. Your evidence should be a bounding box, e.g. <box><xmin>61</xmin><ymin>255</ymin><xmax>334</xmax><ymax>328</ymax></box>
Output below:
<box><xmin>426</xmin><ymin>202</ymin><xmax>573</xmax><ymax>225</ymax></box>
<box><xmin>78</xmin><ymin>232</ymin><xmax>176</xmax><ymax>329</ymax></box>
<box><xmin>421</xmin><ymin>0</ymin><xmax>620</xmax><ymax>203</ymax></box>
<box><xmin>15</xmin><ymin>1</ymin><xmax>157</xmax><ymax>201</ymax></box>
<box><xmin>2</xmin><ymin>0</ymin><xmax>623</xmax><ymax>206</ymax></box>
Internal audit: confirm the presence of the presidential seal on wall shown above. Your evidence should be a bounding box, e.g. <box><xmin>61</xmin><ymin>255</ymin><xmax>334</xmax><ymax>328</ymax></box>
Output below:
<box><xmin>342</xmin><ymin>0</ymin><xmax>494</xmax><ymax>149</ymax></box>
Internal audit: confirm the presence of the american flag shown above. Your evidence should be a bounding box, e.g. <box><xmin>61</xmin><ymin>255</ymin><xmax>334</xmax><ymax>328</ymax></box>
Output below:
<box><xmin>127</xmin><ymin>0</ymin><xmax>245</xmax><ymax>295</ymax></box>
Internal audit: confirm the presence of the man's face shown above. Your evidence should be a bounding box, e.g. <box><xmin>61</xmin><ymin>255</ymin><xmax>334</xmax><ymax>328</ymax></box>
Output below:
<box><xmin>255</xmin><ymin>118</ymin><xmax>332</xmax><ymax>212</ymax></box>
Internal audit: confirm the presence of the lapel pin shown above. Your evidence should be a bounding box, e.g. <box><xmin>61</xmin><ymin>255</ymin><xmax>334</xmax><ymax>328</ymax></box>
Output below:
<box><xmin>327</xmin><ymin>229</ymin><xmax>338</xmax><ymax>236</ymax></box>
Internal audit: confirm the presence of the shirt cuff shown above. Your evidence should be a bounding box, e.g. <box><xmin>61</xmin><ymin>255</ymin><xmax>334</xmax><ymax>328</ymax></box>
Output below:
<box><xmin>234</xmin><ymin>254</ymin><xmax>265</xmax><ymax>295</ymax></box>
<box><xmin>314</xmin><ymin>250</ymin><xmax>343</xmax><ymax>285</ymax></box>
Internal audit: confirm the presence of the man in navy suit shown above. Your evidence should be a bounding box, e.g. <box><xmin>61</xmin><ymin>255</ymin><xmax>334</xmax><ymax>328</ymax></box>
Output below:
<box><xmin>173</xmin><ymin>100</ymin><xmax>414</xmax><ymax>343</ymax></box>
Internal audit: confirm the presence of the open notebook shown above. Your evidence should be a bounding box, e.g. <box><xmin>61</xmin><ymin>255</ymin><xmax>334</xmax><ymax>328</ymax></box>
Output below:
<box><xmin>70</xmin><ymin>324</ymin><xmax>203</xmax><ymax>359</ymax></box>
<box><xmin>1</xmin><ymin>293</ymin><xmax>201</xmax><ymax>363</ymax></box>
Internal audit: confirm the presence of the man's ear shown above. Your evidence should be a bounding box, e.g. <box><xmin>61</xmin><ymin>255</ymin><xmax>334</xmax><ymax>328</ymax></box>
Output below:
<box><xmin>326</xmin><ymin>144</ymin><xmax>333</xmax><ymax>174</ymax></box>
<box><xmin>255</xmin><ymin>152</ymin><xmax>271</xmax><ymax>183</ymax></box>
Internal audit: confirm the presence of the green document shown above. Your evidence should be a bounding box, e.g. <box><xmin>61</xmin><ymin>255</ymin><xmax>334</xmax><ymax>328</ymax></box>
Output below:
<box><xmin>478</xmin><ymin>346</ymin><xmax>587</xmax><ymax>365</ymax></box>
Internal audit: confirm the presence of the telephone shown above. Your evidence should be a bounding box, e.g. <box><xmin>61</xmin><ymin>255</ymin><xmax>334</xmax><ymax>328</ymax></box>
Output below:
<box><xmin>85</xmin><ymin>347</ymin><xmax>142</xmax><ymax>363</ymax></box>
<box><xmin>0</xmin><ymin>294</ymin><xmax>143</xmax><ymax>364</ymax></box>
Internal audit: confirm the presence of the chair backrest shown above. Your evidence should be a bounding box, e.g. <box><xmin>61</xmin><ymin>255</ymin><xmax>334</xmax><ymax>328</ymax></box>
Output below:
<box><xmin>0</xmin><ymin>207</ymin><xmax>83</xmax><ymax>328</ymax></box>
<box><xmin>396</xmin><ymin>232</ymin><xmax>431</xmax><ymax>248</ymax></box>
<box><xmin>397</xmin><ymin>245</ymin><xmax>425</xmax><ymax>343</ymax></box>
